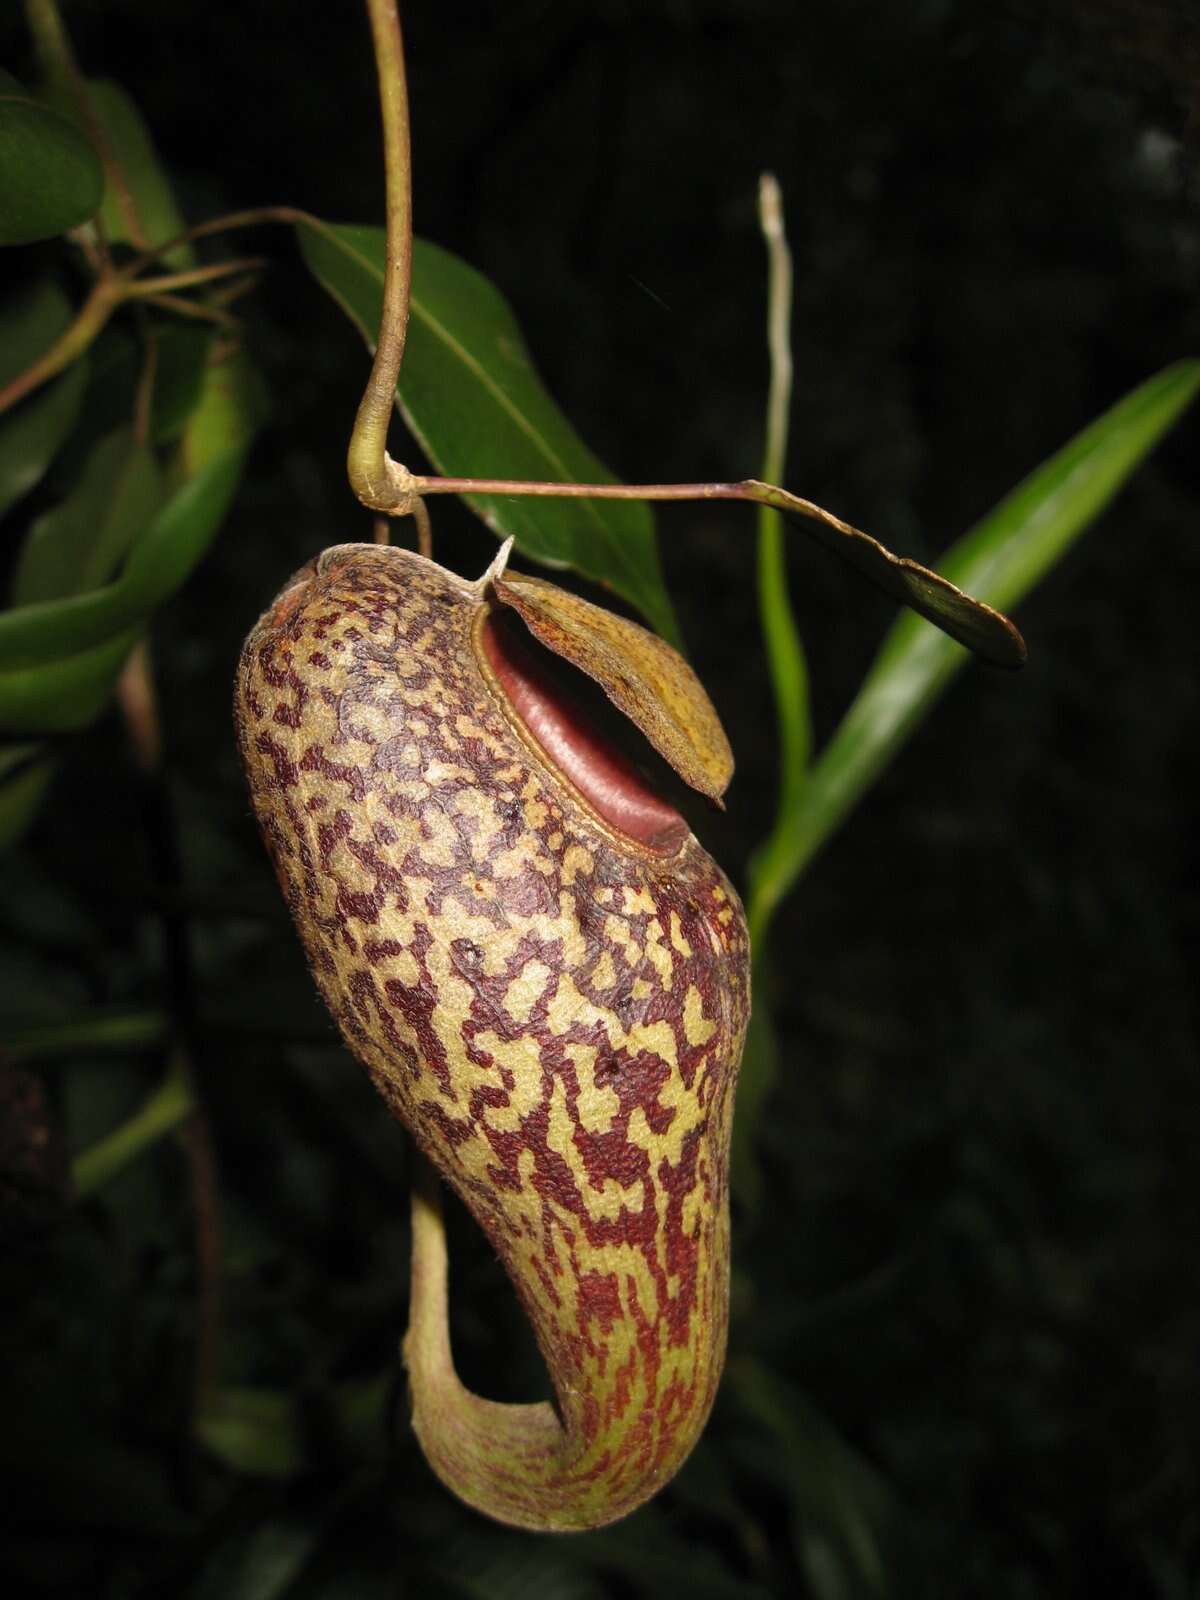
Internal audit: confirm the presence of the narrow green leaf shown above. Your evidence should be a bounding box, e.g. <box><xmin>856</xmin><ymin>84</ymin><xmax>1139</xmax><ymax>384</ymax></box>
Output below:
<box><xmin>2</xmin><ymin>1008</ymin><xmax>167</xmax><ymax>1061</ymax></box>
<box><xmin>732</xmin><ymin>1361</ymin><xmax>896</xmax><ymax>1598</ymax></box>
<box><xmin>0</xmin><ymin>70</ymin><xmax>103</xmax><ymax>244</ymax></box>
<box><xmin>197</xmin><ymin>1388</ymin><xmax>307</xmax><ymax>1480</ymax></box>
<box><xmin>0</xmin><ymin>281</ymin><xmax>89</xmax><ymax>519</ymax></box>
<box><xmin>175</xmin><ymin>346</ymin><xmax>269</xmax><ymax>478</ymax></box>
<box><xmin>71</xmin><ymin>1053</ymin><xmax>194</xmax><ymax>1196</ymax></box>
<box><xmin>13</xmin><ymin>427</ymin><xmax>163</xmax><ymax>604</ymax></box>
<box><xmin>746</xmin><ymin>359</ymin><xmax>1200</xmax><ymax>946</ymax></box>
<box><xmin>0</xmin><ymin>740</ymin><xmax>56</xmax><ymax>851</ymax></box>
<box><xmin>190</xmin><ymin>1517</ymin><xmax>327</xmax><ymax>1600</ymax></box>
<box><xmin>0</xmin><ymin>448</ymin><xmax>246</xmax><ymax>672</ymax></box>
<box><xmin>294</xmin><ymin>218</ymin><xmax>680</xmax><ymax>644</ymax></box>
<box><xmin>0</xmin><ymin>627</ymin><xmax>137</xmax><ymax>733</ymax></box>
<box><xmin>151</xmin><ymin>322</ymin><xmax>213</xmax><ymax>443</ymax></box>
<box><xmin>585</xmin><ymin>1502</ymin><xmax>774</xmax><ymax>1600</ymax></box>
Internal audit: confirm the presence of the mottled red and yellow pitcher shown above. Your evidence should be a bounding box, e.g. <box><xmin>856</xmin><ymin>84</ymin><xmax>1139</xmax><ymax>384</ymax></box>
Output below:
<box><xmin>235</xmin><ymin>540</ymin><xmax>750</xmax><ymax>1531</ymax></box>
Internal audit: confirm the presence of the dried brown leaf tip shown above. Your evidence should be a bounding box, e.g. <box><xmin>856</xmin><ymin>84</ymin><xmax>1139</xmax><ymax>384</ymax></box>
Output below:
<box><xmin>493</xmin><ymin>572</ymin><xmax>734</xmax><ymax>804</ymax></box>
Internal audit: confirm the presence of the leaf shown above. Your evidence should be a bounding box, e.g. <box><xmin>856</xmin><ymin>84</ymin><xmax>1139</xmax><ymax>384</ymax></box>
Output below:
<box><xmin>1</xmin><ymin>1008</ymin><xmax>166</xmax><ymax>1060</ymax></box>
<box><xmin>732</xmin><ymin>1361</ymin><xmax>896</xmax><ymax>1599</ymax></box>
<box><xmin>732</xmin><ymin>361</ymin><xmax>1200</xmax><ymax>1189</ymax></box>
<box><xmin>71</xmin><ymin>1052</ymin><xmax>195</xmax><ymax>1197</ymax></box>
<box><xmin>190</xmin><ymin>1518</ymin><xmax>328</xmax><ymax>1600</ymax></box>
<box><xmin>0</xmin><ymin>448</ymin><xmax>246</xmax><ymax>672</ymax></box>
<box><xmin>746</xmin><ymin>359</ymin><xmax>1200</xmax><ymax>945</ymax></box>
<box><xmin>494</xmin><ymin>567</ymin><xmax>733</xmax><ymax>800</ymax></box>
<box><xmin>0</xmin><ymin>281</ymin><xmax>89</xmax><ymax>520</ymax></box>
<box><xmin>175</xmin><ymin>345</ymin><xmax>269</xmax><ymax>478</ymax></box>
<box><xmin>0</xmin><ymin>69</ymin><xmax>103</xmax><ymax>245</ymax></box>
<box><xmin>753</xmin><ymin>479</ymin><xmax>1027</xmax><ymax>668</ymax></box>
<box><xmin>0</xmin><ymin>628</ymin><xmax>137</xmax><ymax>733</ymax></box>
<box><xmin>197</xmin><ymin>1387</ymin><xmax>307</xmax><ymax>1480</ymax></box>
<box><xmin>151</xmin><ymin>322</ymin><xmax>213</xmax><ymax>444</ymax></box>
<box><xmin>584</xmin><ymin>1502</ymin><xmax>774</xmax><ymax>1600</ymax></box>
<box><xmin>13</xmin><ymin>427</ymin><xmax>163</xmax><ymax>605</ymax></box>
<box><xmin>43</xmin><ymin>78</ymin><xmax>194</xmax><ymax>266</ymax></box>
<box><xmin>0</xmin><ymin>741</ymin><xmax>56</xmax><ymax>852</ymax></box>
<box><xmin>294</xmin><ymin>218</ymin><xmax>680</xmax><ymax>644</ymax></box>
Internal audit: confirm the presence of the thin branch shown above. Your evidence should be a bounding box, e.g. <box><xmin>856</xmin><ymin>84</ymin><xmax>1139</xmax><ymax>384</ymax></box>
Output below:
<box><xmin>138</xmin><ymin>293</ymin><xmax>243</xmax><ymax>330</ymax></box>
<box><xmin>123</xmin><ymin>205</ymin><xmax>310</xmax><ymax>274</ymax></box>
<box><xmin>0</xmin><ymin>276</ymin><xmax>122</xmax><ymax>414</ymax></box>
<box><xmin>124</xmin><ymin>258</ymin><xmax>268</xmax><ymax>298</ymax></box>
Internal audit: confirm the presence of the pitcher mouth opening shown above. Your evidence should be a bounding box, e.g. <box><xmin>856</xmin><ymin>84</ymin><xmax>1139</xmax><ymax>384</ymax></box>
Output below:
<box><xmin>474</xmin><ymin>605</ymin><xmax>689</xmax><ymax>856</ymax></box>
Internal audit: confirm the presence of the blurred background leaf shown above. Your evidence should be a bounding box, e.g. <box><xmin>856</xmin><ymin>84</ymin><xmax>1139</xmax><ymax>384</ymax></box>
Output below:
<box><xmin>12</xmin><ymin>426</ymin><xmax>163</xmax><ymax>604</ymax></box>
<box><xmin>0</xmin><ymin>67</ymin><xmax>103</xmax><ymax>245</ymax></box>
<box><xmin>0</xmin><ymin>283</ymin><xmax>89</xmax><ymax>519</ymax></box>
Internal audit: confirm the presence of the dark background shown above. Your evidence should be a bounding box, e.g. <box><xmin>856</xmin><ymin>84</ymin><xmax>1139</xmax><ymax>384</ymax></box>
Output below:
<box><xmin>2</xmin><ymin>0</ymin><xmax>1198</xmax><ymax>1595</ymax></box>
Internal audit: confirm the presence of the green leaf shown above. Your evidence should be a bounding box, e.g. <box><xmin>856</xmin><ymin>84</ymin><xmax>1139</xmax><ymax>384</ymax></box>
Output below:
<box><xmin>13</xmin><ymin>427</ymin><xmax>164</xmax><ymax>604</ymax></box>
<box><xmin>294</xmin><ymin>218</ymin><xmax>680</xmax><ymax>644</ymax></box>
<box><xmin>175</xmin><ymin>345</ymin><xmax>269</xmax><ymax>477</ymax></box>
<box><xmin>190</xmin><ymin>1518</ymin><xmax>327</xmax><ymax>1600</ymax></box>
<box><xmin>0</xmin><ymin>281</ymin><xmax>89</xmax><ymax>519</ymax></box>
<box><xmin>0</xmin><ymin>447</ymin><xmax>246</xmax><ymax>672</ymax></box>
<box><xmin>732</xmin><ymin>361</ymin><xmax>1200</xmax><ymax>1187</ymax></box>
<box><xmin>0</xmin><ymin>69</ymin><xmax>103</xmax><ymax>245</ymax></box>
<box><xmin>151</xmin><ymin>322</ymin><xmax>213</xmax><ymax>444</ymax></box>
<box><xmin>1</xmin><ymin>1007</ymin><xmax>166</xmax><ymax>1060</ymax></box>
<box><xmin>584</xmin><ymin>1502</ymin><xmax>773</xmax><ymax>1600</ymax></box>
<box><xmin>71</xmin><ymin>1053</ymin><xmax>195</xmax><ymax>1196</ymax></box>
<box><xmin>0</xmin><ymin>627</ymin><xmax>137</xmax><ymax>733</ymax></box>
<box><xmin>0</xmin><ymin>740</ymin><xmax>56</xmax><ymax>852</ymax></box>
<box><xmin>746</xmin><ymin>359</ymin><xmax>1200</xmax><ymax>947</ymax></box>
<box><xmin>732</xmin><ymin>1361</ymin><xmax>896</xmax><ymax>1599</ymax></box>
<box><xmin>46</xmin><ymin>78</ymin><xmax>193</xmax><ymax>266</ymax></box>
<box><xmin>197</xmin><ymin>1388</ymin><xmax>307</xmax><ymax>1480</ymax></box>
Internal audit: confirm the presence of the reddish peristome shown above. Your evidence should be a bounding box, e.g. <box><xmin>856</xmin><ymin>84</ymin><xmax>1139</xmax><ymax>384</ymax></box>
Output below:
<box><xmin>234</xmin><ymin>544</ymin><xmax>750</xmax><ymax>1531</ymax></box>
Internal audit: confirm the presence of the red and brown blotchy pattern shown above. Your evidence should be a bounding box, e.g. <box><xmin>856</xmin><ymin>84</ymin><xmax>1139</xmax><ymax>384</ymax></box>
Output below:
<box><xmin>235</xmin><ymin>544</ymin><xmax>750</xmax><ymax>1531</ymax></box>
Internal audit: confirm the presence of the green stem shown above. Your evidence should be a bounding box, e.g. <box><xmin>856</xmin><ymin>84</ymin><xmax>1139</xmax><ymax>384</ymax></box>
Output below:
<box><xmin>124</xmin><ymin>257</ymin><xmax>268</xmax><ymax>298</ymax></box>
<box><xmin>347</xmin><ymin>0</ymin><xmax>415</xmax><ymax>511</ymax></box>
<box><xmin>731</xmin><ymin>174</ymin><xmax>806</xmax><ymax>1209</ymax></box>
<box><xmin>752</xmin><ymin>172</ymin><xmax>810</xmax><ymax>866</ymax></box>
<box><xmin>123</xmin><ymin>205</ymin><xmax>310</xmax><ymax>268</ymax></box>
